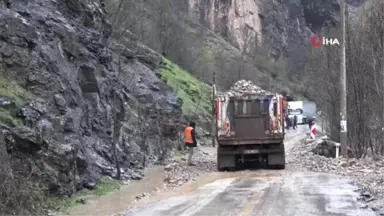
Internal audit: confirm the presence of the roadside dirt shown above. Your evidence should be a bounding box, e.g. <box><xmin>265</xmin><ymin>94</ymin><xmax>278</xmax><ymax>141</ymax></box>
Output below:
<box><xmin>67</xmin><ymin>166</ymin><xmax>165</xmax><ymax>216</ymax></box>
<box><xmin>66</xmin><ymin>146</ymin><xmax>218</xmax><ymax>216</ymax></box>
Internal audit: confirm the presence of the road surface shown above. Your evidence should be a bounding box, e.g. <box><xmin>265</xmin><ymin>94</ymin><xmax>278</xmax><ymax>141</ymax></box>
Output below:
<box><xmin>124</xmin><ymin>126</ymin><xmax>377</xmax><ymax>216</ymax></box>
<box><xmin>125</xmin><ymin>171</ymin><xmax>375</xmax><ymax>216</ymax></box>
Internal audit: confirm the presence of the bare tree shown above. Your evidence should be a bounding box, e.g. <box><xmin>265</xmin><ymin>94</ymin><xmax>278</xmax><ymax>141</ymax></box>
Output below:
<box><xmin>149</xmin><ymin>0</ymin><xmax>185</xmax><ymax>56</ymax></box>
<box><xmin>109</xmin><ymin>47</ymin><xmax>136</xmax><ymax>180</ymax></box>
<box><xmin>106</xmin><ymin>0</ymin><xmax>148</xmax><ymax>40</ymax></box>
<box><xmin>0</xmin><ymin>128</ymin><xmax>45</xmax><ymax>215</ymax></box>
<box><xmin>136</xmin><ymin>108</ymin><xmax>150</xmax><ymax>167</ymax></box>
<box><xmin>303</xmin><ymin>1</ymin><xmax>384</xmax><ymax>158</ymax></box>
<box><xmin>304</xmin><ymin>26</ymin><xmax>341</xmax><ymax>142</ymax></box>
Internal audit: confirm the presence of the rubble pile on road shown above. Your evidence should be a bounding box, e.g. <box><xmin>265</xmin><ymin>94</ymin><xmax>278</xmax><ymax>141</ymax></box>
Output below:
<box><xmin>163</xmin><ymin>148</ymin><xmax>216</xmax><ymax>189</ymax></box>
<box><xmin>288</xmin><ymin>136</ymin><xmax>384</xmax><ymax>212</ymax></box>
<box><xmin>310</xmin><ymin>138</ymin><xmax>337</xmax><ymax>158</ymax></box>
<box><xmin>221</xmin><ymin>80</ymin><xmax>272</xmax><ymax>97</ymax></box>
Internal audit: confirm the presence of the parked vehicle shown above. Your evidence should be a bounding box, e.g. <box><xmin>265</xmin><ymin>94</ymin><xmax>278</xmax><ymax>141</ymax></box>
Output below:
<box><xmin>302</xmin><ymin>101</ymin><xmax>317</xmax><ymax>123</ymax></box>
<box><xmin>288</xmin><ymin>101</ymin><xmax>304</xmax><ymax>124</ymax></box>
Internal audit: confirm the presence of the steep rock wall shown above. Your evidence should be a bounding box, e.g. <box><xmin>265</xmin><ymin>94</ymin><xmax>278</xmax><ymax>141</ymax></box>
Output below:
<box><xmin>0</xmin><ymin>0</ymin><xmax>181</xmax><ymax>196</ymax></box>
<box><xmin>188</xmin><ymin>0</ymin><xmax>361</xmax><ymax>58</ymax></box>
<box><xmin>188</xmin><ymin>0</ymin><xmax>263</xmax><ymax>50</ymax></box>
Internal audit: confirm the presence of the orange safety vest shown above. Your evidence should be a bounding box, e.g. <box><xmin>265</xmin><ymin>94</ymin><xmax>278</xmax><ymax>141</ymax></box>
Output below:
<box><xmin>184</xmin><ymin>126</ymin><xmax>194</xmax><ymax>144</ymax></box>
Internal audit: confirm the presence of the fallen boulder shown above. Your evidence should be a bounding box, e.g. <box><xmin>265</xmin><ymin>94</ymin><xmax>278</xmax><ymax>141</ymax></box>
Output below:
<box><xmin>311</xmin><ymin>138</ymin><xmax>337</xmax><ymax>158</ymax></box>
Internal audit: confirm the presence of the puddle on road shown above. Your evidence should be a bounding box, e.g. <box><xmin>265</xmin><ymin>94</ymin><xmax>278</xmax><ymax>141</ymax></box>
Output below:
<box><xmin>66</xmin><ymin>152</ymin><xmax>281</xmax><ymax>216</ymax></box>
<box><xmin>67</xmin><ymin>166</ymin><xmax>165</xmax><ymax>216</ymax></box>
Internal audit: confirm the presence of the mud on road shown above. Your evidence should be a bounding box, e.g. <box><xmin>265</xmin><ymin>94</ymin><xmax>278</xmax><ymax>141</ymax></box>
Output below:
<box><xmin>67</xmin><ymin>126</ymin><xmax>377</xmax><ymax>216</ymax></box>
<box><xmin>125</xmin><ymin>171</ymin><xmax>375</xmax><ymax>216</ymax></box>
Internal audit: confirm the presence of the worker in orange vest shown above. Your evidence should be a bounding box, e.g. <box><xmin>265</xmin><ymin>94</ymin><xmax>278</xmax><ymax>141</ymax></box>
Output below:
<box><xmin>184</xmin><ymin>122</ymin><xmax>197</xmax><ymax>166</ymax></box>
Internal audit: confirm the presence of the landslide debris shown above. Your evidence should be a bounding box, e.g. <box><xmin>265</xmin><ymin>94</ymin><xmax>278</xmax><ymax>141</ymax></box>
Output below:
<box><xmin>163</xmin><ymin>148</ymin><xmax>216</xmax><ymax>189</ymax></box>
<box><xmin>288</xmin><ymin>135</ymin><xmax>384</xmax><ymax>214</ymax></box>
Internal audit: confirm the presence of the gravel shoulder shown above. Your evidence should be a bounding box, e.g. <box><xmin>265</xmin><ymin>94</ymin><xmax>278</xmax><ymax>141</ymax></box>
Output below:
<box><xmin>287</xmin><ymin>131</ymin><xmax>384</xmax><ymax>214</ymax></box>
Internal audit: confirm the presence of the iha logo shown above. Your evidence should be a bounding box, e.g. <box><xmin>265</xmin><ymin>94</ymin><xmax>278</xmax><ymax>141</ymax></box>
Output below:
<box><xmin>311</xmin><ymin>35</ymin><xmax>340</xmax><ymax>47</ymax></box>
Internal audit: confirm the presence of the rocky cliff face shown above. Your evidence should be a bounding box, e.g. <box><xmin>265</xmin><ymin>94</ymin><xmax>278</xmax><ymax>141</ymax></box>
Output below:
<box><xmin>188</xmin><ymin>0</ymin><xmax>361</xmax><ymax>58</ymax></box>
<box><xmin>0</xmin><ymin>0</ymin><xmax>181</xmax><ymax>196</ymax></box>
<box><xmin>188</xmin><ymin>0</ymin><xmax>262</xmax><ymax>50</ymax></box>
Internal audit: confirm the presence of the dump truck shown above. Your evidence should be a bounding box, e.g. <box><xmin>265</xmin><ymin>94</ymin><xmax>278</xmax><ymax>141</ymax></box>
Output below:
<box><xmin>215</xmin><ymin>93</ymin><xmax>287</xmax><ymax>171</ymax></box>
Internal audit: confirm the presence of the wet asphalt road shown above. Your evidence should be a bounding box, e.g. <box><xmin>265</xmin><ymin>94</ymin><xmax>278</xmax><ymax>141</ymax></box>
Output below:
<box><xmin>125</xmin><ymin>171</ymin><xmax>376</xmax><ymax>216</ymax></box>
<box><xmin>124</xmin><ymin>126</ymin><xmax>377</xmax><ymax>216</ymax></box>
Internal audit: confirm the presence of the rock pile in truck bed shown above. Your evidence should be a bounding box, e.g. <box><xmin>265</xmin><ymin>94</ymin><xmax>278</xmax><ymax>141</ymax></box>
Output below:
<box><xmin>222</xmin><ymin>80</ymin><xmax>272</xmax><ymax>97</ymax></box>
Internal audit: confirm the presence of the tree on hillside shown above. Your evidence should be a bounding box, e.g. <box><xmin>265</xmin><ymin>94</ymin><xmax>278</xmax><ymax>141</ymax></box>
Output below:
<box><xmin>150</xmin><ymin>0</ymin><xmax>185</xmax><ymax>56</ymax></box>
<box><xmin>304</xmin><ymin>1</ymin><xmax>384</xmax><ymax>158</ymax></box>
<box><xmin>214</xmin><ymin>49</ymin><xmax>233</xmax><ymax>89</ymax></box>
<box><xmin>305</xmin><ymin>26</ymin><xmax>341</xmax><ymax>143</ymax></box>
<box><xmin>106</xmin><ymin>0</ymin><xmax>148</xmax><ymax>40</ymax></box>
<box><xmin>192</xmin><ymin>46</ymin><xmax>215</xmax><ymax>118</ymax></box>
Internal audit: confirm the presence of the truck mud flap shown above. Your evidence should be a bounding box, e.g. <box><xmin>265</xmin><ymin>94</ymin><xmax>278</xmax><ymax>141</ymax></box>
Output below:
<box><xmin>267</xmin><ymin>146</ymin><xmax>286</xmax><ymax>169</ymax></box>
<box><xmin>217</xmin><ymin>154</ymin><xmax>236</xmax><ymax>171</ymax></box>
<box><xmin>267</xmin><ymin>153</ymin><xmax>285</xmax><ymax>165</ymax></box>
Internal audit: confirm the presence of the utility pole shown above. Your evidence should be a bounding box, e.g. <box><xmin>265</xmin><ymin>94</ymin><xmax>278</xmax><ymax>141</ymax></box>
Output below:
<box><xmin>339</xmin><ymin>0</ymin><xmax>348</xmax><ymax>158</ymax></box>
<box><xmin>211</xmin><ymin>74</ymin><xmax>216</xmax><ymax>148</ymax></box>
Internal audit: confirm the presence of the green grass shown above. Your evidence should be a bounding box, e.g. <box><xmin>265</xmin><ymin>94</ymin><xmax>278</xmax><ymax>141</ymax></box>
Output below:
<box><xmin>0</xmin><ymin>75</ymin><xmax>27</xmax><ymax>105</ymax></box>
<box><xmin>0</xmin><ymin>74</ymin><xmax>28</xmax><ymax>126</ymax></box>
<box><xmin>0</xmin><ymin>108</ymin><xmax>23</xmax><ymax>126</ymax></box>
<box><xmin>46</xmin><ymin>177</ymin><xmax>122</xmax><ymax>213</ymax></box>
<box><xmin>160</xmin><ymin>58</ymin><xmax>212</xmax><ymax>122</ymax></box>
